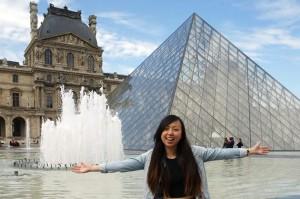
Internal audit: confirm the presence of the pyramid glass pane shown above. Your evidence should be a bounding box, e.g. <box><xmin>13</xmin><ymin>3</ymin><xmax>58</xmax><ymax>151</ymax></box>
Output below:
<box><xmin>109</xmin><ymin>13</ymin><xmax>300</xmax><ymax>151</ymax></box>
<box><xmin>109</xmin><ymin>16</ymin><xmax>193</xmax><ymax>150</ymax></box>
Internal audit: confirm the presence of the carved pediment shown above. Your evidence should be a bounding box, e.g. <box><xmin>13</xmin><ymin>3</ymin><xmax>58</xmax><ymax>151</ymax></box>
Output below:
<box><xmin>47</xmin><ymin>33</ymin><xmax>97</xmax><ymax>49</ymax></box>
<box><xmin>10</xmin><ymin>87</ymin><xmax>22</xmax><ymax>95</ymax></box>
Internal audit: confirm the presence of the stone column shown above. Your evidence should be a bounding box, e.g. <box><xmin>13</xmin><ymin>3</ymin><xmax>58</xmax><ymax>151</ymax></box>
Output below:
<box><xmin>31</xmin><ymin>116</ymin><xmax>40</xmax><ymax>139</ymax></box>
<box><xmin>30</xmin><ymin>2</ymin><xmax>38</xmax><ymax>39</ymax></box>
<box><xmin>6</xmin><ymin>116</ymin><xmax>12</xmax><ymax>138</ymax></box>
<box><xmin>40</xmin><ymin>86</ymin><xmax>45</xmax><ymax>108</ymax></box>
<box><xmin>89</xmin><ymin>15</ymin><xmax>97</xmax><ymax>35</ymax></box>
<box><xmin>34</xmin><ymin>86</ymin><xmax>41</xmax><ymax>109</ymax></box>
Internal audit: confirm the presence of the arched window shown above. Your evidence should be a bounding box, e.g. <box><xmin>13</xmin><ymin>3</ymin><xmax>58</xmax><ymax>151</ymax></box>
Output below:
<box><xmin>0</xmin><ymin>116</ymin><xmax>5</xmax><ymax>137</ymax></box>
<box><xmin>44</xmin><ymin>49</ymin><xmax>52</xmax><ymax>65</ymax></box>
<box><xmin>67</xmin><ymin>53</ymin><xmax>74</xmax><ymax>68</ymax></box>
<box><xmin>88</xmin><ymin>56</ymin><xmax>95</xmax><ymax>72</ymax></box>
<box><xmin>12</xmin><ymin>117</ymin><xmax>25</xmax><ymax>137</ymax></box>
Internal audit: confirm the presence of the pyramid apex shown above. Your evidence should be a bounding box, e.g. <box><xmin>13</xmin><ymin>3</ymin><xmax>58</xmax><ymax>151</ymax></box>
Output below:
<box><xmin>191</xmin><ymin>12</ymin><xmax>199</xmax><ymax>18</ymax></box>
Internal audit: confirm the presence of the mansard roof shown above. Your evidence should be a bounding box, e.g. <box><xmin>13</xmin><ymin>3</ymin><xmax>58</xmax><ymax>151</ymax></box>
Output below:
<box><xmin>37</xmin><ymin>4</ymin><xmax>98</xmax><ymax>47</ymax></box>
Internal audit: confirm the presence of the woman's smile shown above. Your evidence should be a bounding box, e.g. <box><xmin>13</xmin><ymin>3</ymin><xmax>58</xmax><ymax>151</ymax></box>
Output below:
<box><xmin>161</xmin><ymin>120</ymin><xmax>182</xmax><ymax>148</ymax></box>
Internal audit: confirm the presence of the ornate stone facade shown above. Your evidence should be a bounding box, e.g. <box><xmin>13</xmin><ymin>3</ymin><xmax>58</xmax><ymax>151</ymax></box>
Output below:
<box><xmin>0</xmin><ymin>3</ymin><xmax>126</xmax><ymax>143</ymax></box>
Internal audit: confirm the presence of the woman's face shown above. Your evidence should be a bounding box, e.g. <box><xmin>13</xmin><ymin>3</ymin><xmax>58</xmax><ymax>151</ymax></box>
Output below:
<box><xmin>161</xmin><ymin>120</ymin><xmax>182</xmax><ymax>149</ymax></box>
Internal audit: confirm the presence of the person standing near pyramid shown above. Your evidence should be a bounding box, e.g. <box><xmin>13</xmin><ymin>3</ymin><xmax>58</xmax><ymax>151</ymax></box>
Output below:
<box><xmin>237</xmin><ymin>138</ymin><xmax>244</xmax><ymax>148</ymax></box>
<box><xmin>72</xmin><ymin>114</ymin><xmax>270</xmax><ymax>199</ymax></box>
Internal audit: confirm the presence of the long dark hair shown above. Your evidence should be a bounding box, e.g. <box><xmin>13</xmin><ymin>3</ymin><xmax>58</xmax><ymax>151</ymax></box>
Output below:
<box><xmin>147</xmin><ymin>115</ymin><xmax>201</xmax><ymax>197</ymax></box>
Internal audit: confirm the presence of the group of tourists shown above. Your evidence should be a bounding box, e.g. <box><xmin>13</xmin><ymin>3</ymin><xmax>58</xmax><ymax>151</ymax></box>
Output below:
<box><xmin>0</xmin><ymin>138</ymin><xmax>20</xmax><ymax>147</ymax></box>
<box><xmin>9</xmin><ymin>139</ymin><xmax>20</xmax><ymax>147</ymax></box>
<box><xmin>223</xmin><ymin>137</ymin><xmax>244</xmax><ymax>148</ymax></box>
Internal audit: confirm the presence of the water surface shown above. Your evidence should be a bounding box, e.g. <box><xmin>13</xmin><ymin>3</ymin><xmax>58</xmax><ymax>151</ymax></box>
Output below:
<box><xmin>1</xmin><ymin>148</ymin><xmax>300</xmax><ymax>199</ymax></box>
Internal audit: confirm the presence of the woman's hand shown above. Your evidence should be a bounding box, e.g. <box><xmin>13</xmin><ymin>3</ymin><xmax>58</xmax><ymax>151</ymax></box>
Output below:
<box><xmin>248</xmin><ymin>142</ymin><xmax>270</xmax><ymax>155</ymax></box>
<box><xmin>71</xmin><ymin>162</ymin><xmax>100</xmax><ymax>173</ymax></box>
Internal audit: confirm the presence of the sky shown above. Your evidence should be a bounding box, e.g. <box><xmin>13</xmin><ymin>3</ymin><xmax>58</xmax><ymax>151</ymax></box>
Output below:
<box><xmin>0</xmin><ymin>0</ymin><xmax>300</xmax><ymax>98</ymax></box>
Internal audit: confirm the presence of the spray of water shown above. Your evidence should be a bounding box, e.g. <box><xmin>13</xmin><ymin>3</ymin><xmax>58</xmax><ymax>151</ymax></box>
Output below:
<box><xmin>25</xmin><ymin>118</ymin><xmax>31</xmax><ymax>149</ymax></box>
<box><xmin>40</xmin><ymin>87</ymin><xmax>124</xmax><ymax>165</ymax></box>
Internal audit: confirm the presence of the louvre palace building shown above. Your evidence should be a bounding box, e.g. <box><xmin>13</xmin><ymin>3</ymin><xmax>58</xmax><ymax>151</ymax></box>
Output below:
<box><xmin>0</xmin><ymin>3</ymin><xmax>126</xmax><ymax>142</ymax></box>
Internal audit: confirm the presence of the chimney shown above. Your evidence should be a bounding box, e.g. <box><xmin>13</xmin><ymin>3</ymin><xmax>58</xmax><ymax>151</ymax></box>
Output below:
<box><xmin>30</xmin><ymin>2</ymin><xmax>38</xmax><ymax>39</ymax></box>
<box><xmin>88</xmin><ymin>15</ymin><xmax>97</xmax><ymax>35</ymax></box>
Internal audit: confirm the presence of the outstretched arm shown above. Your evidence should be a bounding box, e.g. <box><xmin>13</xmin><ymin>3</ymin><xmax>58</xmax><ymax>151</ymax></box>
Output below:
<box><xmin>72</xmin><ymin>150</ymin><xmax>151</xmax><ymax>173</ymax></box>
<box><xmin>193</xmin><ymin>142</ymin><xmax>270</xmax><ymax>162</ymax></box>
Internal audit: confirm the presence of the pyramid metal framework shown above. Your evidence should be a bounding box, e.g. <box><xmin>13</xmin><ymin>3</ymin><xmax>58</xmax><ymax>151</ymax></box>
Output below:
<box><xmin>109</xmin><ymin>14</ymin><xmax>300</xmax><ymax>151</ymax></box>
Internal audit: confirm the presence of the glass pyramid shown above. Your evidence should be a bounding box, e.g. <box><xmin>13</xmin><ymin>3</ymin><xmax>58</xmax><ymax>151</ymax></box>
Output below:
<box><xmin>109</xmin><ymin>13</ymin><xmax>300</xmax><ymax>151</ymax></box>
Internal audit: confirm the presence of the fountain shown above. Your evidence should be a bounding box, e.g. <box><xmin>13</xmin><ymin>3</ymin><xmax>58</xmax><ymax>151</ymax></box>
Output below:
<box><xmin>13</xmin><ymin>86</ymin><xmax>124</xmax><ymax>169</ymax></box>
<box><xmin>25</xmin><ymin>118</ymin><xmax>30</xmax><ymax>149</ymax></box>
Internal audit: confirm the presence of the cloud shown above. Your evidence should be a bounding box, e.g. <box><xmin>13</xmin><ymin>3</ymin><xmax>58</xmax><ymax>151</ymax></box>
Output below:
<box><xmin>96</xmin><ymin>11</ymin><xmax>164</xmax><ymax>35</ymax></box>
<box><xmin>103</xmin><ymin>60</ymin><xmax>135</xmax><ymax>75</ymax></box>
<box><xmin>0</xmin><ymin>0</ymin><xmax>36</xmax><ymax>43</ymax></box>
<box><xmin>97</xmin><ymin>29</ymin><xmax>157</xmax><ymax>58</ymax></box>
<box><xmin>221</xmin><ymin>0</ymin><xmax>300</xmax><ymax>62</ymax></box>
<box><xmin>0</xmin><ymin>0</ymin><xmax>50</xmax><ymax>62</ymax></box>
<box><xmin>233</xmin><ymin>27</ymin><xmax>300</xmax><ymax>51</ymax></box>
<box><xmin>98</xmin><ymin>11</ymin><xmax>139</xmax><ymax>29</ymax></box>
<box><xmin>93</xmin><ymin>11</ymin><xmax>161</xmax><ymax>74</ymax></box>
<box><xmin>219</xmin><ymin>22</ymin><xmax>300</xmax><ymax>65</ymax></box>
<box><xmin>0</xmin><ymin>42</ymin><xmax>24</xmax><ymax>63</ymax></box>
<box><xmin>0</xmin><ymin>0</ymin><xmax>41</xmax><ymax>61</ymax></box>
<box><xmin>255</xmin><ymin>0</ymin><xmax>300</xmax><ymax>21</ymax></box>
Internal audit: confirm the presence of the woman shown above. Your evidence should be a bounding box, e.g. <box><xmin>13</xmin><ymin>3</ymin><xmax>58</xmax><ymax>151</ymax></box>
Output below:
<box><xmin>72</xmin><ymin>115</ymin><xmax>270</xmax><ymax>199</ymax></box>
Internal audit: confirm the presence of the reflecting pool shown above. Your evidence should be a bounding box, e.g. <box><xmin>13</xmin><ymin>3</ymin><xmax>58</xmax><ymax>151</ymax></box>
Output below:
<box><xmin>1</xmin><ymin>147</ymin><xmax>300</xmax><ymax>199</ymax></box>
